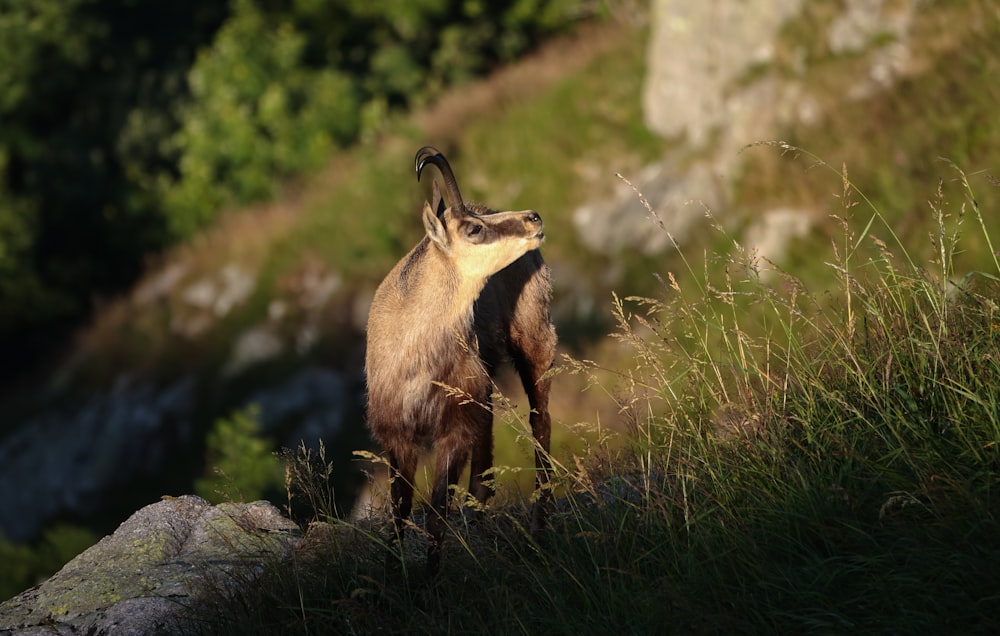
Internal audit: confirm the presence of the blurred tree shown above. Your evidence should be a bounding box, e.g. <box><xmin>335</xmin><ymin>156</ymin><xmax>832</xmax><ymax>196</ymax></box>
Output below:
<box><xmin>0</xmin><ymin>0</ymin><xmax>227</xmax><ymax>370</ymax></box>
<box><xmin>0</xmin><ymin>0</ymin><xmax>589</xmax><ymax>374</ymax></box>
<box><xmin>160</xmin><ymin>0</ymin><xmax>588</xmax><ymax>236</ymax></box>
<box><xmin>163</xmin><ymin>0</ymin><xmax>360</xmax><ymax>237</ymax></box>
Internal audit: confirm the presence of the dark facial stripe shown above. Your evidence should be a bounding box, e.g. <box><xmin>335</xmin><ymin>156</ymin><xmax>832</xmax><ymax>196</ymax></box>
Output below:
<box><xmin>459</xmin><ymin>215</ymin><xmax>537</xmax><ymax>245</ymax></box>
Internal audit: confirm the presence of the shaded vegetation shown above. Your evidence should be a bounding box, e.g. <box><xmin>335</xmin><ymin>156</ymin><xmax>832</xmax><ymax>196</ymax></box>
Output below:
<box><xmin>0</xmin><ymin>524</ymin><xmax>98</xmax><ymax>603</ymax></box>
<box><xmin>0</xmin><ymin>0</ymin><xmax>592</xmax><ymax>368</ymax></box>
<box><xmin>193</xmin><ymin>406</ymin><xmax>284</xmax><ymax>504</ymax></box>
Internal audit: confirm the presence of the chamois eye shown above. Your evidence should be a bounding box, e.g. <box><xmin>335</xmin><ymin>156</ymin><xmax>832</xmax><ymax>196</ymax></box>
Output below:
<box><xmin>468</xmin><ymin>224</ymin><xmax>483</xmax><ymax>237</ymax></box>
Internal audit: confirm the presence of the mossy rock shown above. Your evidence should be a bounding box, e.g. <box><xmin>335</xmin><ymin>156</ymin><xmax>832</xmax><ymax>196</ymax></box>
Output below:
<box><xmin>0</xmin><ymin>495</ymin><xmax>300</xmax><ymax>634</ymax></box>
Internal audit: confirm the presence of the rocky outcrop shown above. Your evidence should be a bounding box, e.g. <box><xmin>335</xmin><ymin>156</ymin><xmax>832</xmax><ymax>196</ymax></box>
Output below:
<box><xmin>643</xmin><ymin>0</ymin><xmax>804</xmax><ymax>148</ymax></box>
<box><xmin>0</xmin><ymin>364</ymin><xmax>353</xmax><ymax>543</ymax></box>
<box><xmin>0</xmin><ymin>496</ymin><xmax>301</xmax><ymax>635</ymax></box>
<box><xmin>575</xmin><ymin>0</ymin><xmax>925</xmax><ymax>262</ymax></box>
<box><xmin>0</xmin><ymin>376</ymin><xmax>196</xmax><ymax>542</ymax></box>
<box><xmin>643</xmin><ymin>0</ymin><xmax>921</xmax><ymax>146</ymax></box>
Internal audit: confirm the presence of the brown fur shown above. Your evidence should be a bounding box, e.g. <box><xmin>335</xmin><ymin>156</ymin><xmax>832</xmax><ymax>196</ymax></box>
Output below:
<box><xmin>365</xmin><ymin>148</ymin><xmax>556</xmax><ymax>573</ymax></box>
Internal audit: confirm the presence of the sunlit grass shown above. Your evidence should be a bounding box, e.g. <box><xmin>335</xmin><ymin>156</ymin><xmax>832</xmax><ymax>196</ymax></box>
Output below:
<box><xmin>193</xmin><ymin>153</ymin><xmax>1000</xmax><ymax>634</ymax></box>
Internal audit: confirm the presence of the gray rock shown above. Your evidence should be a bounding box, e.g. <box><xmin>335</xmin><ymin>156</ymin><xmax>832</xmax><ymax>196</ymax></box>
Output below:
<box><xmin>741</xmin><ymin>207</ymin><xmax>813</xmax><ymax>266</ymax></box>
<box><xmin>642</xmin><ymin>0</ymin><xmax>920</xmax><ymax>145</ymax></box>
<box><xmin>0</xmin><ymin>376</ymin><xmax>195</xmax><ymax>542</ymax></box>
<box><xmin>573</xmin><ymin>161</ymin><xmax>724</xmax><ymax>256</ymax></box>
<box><xmin>0</xmin><ymin>496</ymin><xmax>301</xmax><ymax>635</ymax></box>
<box><xmin>173</xmin><ymin>263</ymin><xmax>258</xmax><ymax>338</ymax></box>
<box><xmin>249</xmin><ymin>366</ymin><xmax>353</xmax><ymax>448</ymax></box>
<box><xmin>643</xmin><ymin>0</ymin><xmax>804</xmax><ymax>147</ymax></box>
<box><xmin>223</xmin><ymin>325</ymin><xmax>285</xmax><ymax>377</ymax></box>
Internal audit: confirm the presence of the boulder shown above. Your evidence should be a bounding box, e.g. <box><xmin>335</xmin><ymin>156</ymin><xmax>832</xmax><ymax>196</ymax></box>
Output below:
<box><xmin>0</xmin><ymin>496</ymin><xmax>301</xmax><ymax>635</ymax></box>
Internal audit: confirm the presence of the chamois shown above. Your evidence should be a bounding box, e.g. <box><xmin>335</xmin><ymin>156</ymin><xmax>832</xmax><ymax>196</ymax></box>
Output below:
<box><xmin>365</xmin><ymin>146</ymin><xmax>556</xmax><ymax>572</ymax></box>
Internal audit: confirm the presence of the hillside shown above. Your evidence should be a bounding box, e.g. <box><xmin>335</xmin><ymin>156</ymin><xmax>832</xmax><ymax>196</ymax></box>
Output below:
<box><xmin>4</xmin><ymin>0</ymin><xmax>1000</xmax><ymax>622</ymax></box>
<box><xmin>0</xmin><ymin>16</ymin><xmax>654</xmax><ymax>599</ymax></box>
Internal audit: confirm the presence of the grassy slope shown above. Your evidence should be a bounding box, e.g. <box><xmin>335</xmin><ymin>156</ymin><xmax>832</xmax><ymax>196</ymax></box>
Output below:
<box><xmin>194</xmin><ymin>3</ymin><xmax>1000</xmax><ymax>634</ymax></box>
<box><xmin>209</xmin><ymin>165</ymin><xmax>1000</xmax><ymax>634</ymax></box>
<box><xmin>13</xmin><ymin>0</ymin><xmax>1000</xmax><ymax>627</ymax></box>
<box><xmin>740</xmin><ymin>0</ymin><xmax>1000</xmax><ymax>275</ymax></box>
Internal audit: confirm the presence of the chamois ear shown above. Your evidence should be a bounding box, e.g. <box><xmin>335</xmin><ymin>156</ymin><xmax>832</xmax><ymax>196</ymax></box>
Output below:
<box><xmin>422</xmin><ymin>201</ymin><xmax>450</xmax><ymax>252</ymax></box>
<box><xmin>431</xmin><ymin>180</ymin><xmax>446</xmax><ymax>217</ymax></box>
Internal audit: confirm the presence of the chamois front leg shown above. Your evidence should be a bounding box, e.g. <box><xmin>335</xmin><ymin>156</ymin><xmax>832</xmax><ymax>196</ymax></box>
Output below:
<box><xmin>468</xmin><ymin>403</ymin><xmax>495</xmax><ymax>506</ymax></box>
<box><xmin>427</xmin><ymin>436</ymin><xmax>469</xmax><ymax>575</ymax></box>
<box><xmin>527</xmin><ymin>375</ymin><xmax>553</xmax><ymax>533</ymax></box>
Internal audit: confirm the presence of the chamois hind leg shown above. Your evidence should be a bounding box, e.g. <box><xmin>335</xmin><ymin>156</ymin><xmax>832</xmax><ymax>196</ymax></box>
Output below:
<box><xmin>388</xmin><ymin>448</ymin><xmax>417</xmax><ymax>544</ymax></box>
<box><xmin>427</xmin><ymin>434</ymin><xmax>470</xmax><ymax>575</ymax></box>
<box><xmin>512</xmin><ymin>343</ymin><xmax>555</xmax><ymax>533</ymax></box>
<box><xmin>526</xmin><ymin>373</ymin><xmax>553</xmax><ymax>533</ymax></box>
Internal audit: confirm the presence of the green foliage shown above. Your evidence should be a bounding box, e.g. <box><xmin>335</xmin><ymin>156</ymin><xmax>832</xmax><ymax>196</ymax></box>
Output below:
<box><xmin>0</xmin><ymin>523</ymin><xmax>98</xmax><ymax>602</ymax></box>
<box><xmin>163</xmin><ymin>0</ymin><xmax>360</xmax><ymax>237</ymax></box>
<box><xmin>194</xmin><ymin>405</ymin><xmax>284</xmax><ymax>504</ymax></box>
<box><xmin>160</xmin><ymin>0</ymin><xmax>590</xmax><ymax>239</ymax></box>
<box><xmin>0</xmin><ymin>160</ymin><xmax>48</xmax><ymax>330</ymax></box>
<box><xmin>0</xmin><ymin>0</ymin><xmax>226</xmax><ymax>355</ymax></box>
<box><xmin>0</xmin><ymin>536</ymin><xmax>33</xmax><ymax>602</ymax></box>
<box><xmin>0</xmin><ymin>0</ymin><xmax>96</xmax><ymax>113</ymax></box>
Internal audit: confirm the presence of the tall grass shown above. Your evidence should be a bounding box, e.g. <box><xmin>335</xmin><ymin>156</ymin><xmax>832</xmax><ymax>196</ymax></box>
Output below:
<box><xmin>599</xmin><ymin>150</ymin><xmax>1000</xmax><ymax>632</ymax></box>
<box><xmin>205</xmin><ymin>154</ymin><xmax>1000</xmax><ymax>634</ymax></box>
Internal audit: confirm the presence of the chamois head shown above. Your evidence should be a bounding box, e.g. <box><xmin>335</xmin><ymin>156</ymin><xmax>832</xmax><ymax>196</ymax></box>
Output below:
<box><xmin>414</xmin><ymin>146</ymin><xmax>545</xmax><ymax>281</ymax></box>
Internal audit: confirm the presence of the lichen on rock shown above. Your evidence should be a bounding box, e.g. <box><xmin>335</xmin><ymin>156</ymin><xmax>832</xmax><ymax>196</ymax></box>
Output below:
<box><xmin>0</xmin><ymin>495</ymin><xmax>301</xmax><ymax>635</ymax></box>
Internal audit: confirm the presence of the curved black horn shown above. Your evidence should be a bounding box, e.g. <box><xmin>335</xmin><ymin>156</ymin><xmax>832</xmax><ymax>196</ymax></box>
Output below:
<box><xmin>415</xmin><ymin>146</ymin><xmax>466</xmax><ymax>215</ymax></box>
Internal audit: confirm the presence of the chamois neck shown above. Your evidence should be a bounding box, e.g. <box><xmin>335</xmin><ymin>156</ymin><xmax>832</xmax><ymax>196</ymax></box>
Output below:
<box><xmin>421</xmin><ymin>241</ymin><xmax>491</xmax><ymax>320</ymax></box>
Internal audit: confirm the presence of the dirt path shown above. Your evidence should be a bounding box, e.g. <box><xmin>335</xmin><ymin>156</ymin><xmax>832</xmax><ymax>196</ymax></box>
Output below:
<box><xmin>415</xmin><ymin>19</ymin><xmax>636</xmax><ymax>145</ymax></box>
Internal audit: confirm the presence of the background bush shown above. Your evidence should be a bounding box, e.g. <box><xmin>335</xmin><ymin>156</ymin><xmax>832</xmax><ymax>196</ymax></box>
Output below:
<box><xmin>194</xmin><ymin>406</ymin><xmax>285</xmax><ymax>504</ymax></box>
